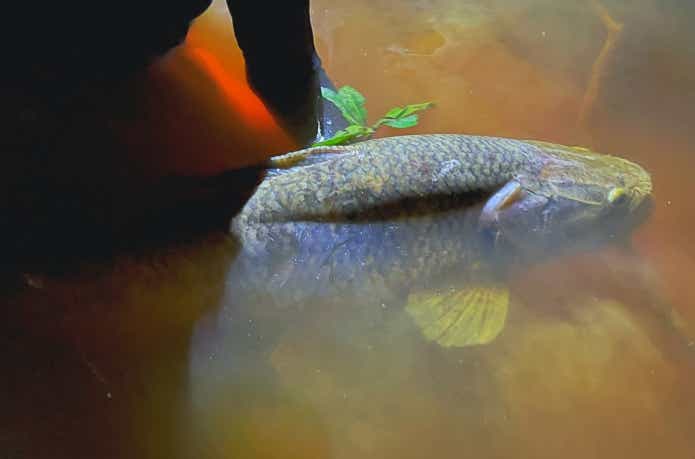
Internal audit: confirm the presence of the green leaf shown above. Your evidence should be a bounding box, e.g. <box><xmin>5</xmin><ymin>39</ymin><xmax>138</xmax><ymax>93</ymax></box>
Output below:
<box><xmin>384</xmin><ymin>106</ymin><xmax>408</xmax><ymax>119</ymax></box>
<box><xmin>311</xmin><ymin>125</ymin><xmax>373</xmax><ymax>147</ymax></box>
<box><xmin>380</xmin><ymin>114</ymin><xmax>419</xmax><ymax>129</ymax></box>
<box><xmin>398</xmin><ymin>102</ymin><xmax>435</xmax><ymax>117</ymax></box>
<box><xmin>317</xmin><ymin>86</ymin><xmax>433</xmax><ymax>144</ymax></box>
<box><xmin>382</xmin><ymin>102</ymin><xmax>434</xmax><ymax>120</ymax></box>
<box><xmin>320</xmin><ymin>87</ymin><xmax>341</xmax><ymax>107</ymax></box>
<box><xmin>375</xmin><ymin>101</ymin><xmax>434</xmax><ymax>128</ymax></box>
<box><xmin>321</xmin><ymin>86</ymin><xmax>368</xmax><ymax>126</ymax></box>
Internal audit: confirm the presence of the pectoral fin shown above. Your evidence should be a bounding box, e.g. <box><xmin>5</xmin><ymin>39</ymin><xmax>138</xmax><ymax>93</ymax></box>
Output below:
<box><xmin>406</xmin><ymin>285</ymin><xmax>509</xmax><ymax>347</ymax></box>
<box><xmin>479</xmin><ymin>180</ymin><xmax>523</xmax><ymax>229</ymax></box>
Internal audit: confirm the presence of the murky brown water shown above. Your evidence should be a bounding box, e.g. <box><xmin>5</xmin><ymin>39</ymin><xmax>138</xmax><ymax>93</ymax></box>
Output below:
<box><xmin>3</xmin><ymin>1</ymin><xmax>695</xmax><ymax>458</ymax></box>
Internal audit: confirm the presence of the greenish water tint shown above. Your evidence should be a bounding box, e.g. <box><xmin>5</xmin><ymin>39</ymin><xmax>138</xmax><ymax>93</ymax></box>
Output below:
<box><xmin>3</xmin><ymin>0</ymin><xmax>695</xmax><ymax>458</ymax></box>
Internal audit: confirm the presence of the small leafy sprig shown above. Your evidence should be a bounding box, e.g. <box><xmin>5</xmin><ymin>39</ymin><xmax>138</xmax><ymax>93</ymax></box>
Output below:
<box><xmin>312</xmin><ymin>86</ymin><xmax>434</xmax><ymax>147</ymax></box>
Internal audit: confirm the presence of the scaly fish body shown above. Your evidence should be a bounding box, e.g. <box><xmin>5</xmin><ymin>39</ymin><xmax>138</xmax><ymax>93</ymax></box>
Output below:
<box><xmin>231</xmin><ymin>201</ymin><xmax>488</xmax><ymax>307</ymax></box>
<box><xmin>236</xmin><ymin>134</ymin><xmax>650</xmax><ymax>226</ymax></box>
<box><xmin>237</xmin><ymin>135</ymin><xmax>536</xmax><ymax>225</ymax></box>
<box><xmin>226</xmin><ymin>134</ymin><xmax>653</xmax><ymax>346</ymax></box>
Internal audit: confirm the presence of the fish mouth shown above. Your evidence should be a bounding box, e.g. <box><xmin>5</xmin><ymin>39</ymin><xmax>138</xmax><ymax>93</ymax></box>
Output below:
<box><xmin>627</xmin><ymin>193</ymin><xmax>654</xmax><ymax>227</ymax></box>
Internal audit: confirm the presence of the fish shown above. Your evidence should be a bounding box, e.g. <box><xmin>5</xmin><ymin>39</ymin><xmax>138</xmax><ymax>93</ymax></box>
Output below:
<box><xmin>219</xmin><ymin>134</ymin><xmax>653</xmax><ymax>348</ymax></box>
<box><xmin>241</xmin><ymin>134</ymin><xmax>651</xmax><ymax>224</ymax></box>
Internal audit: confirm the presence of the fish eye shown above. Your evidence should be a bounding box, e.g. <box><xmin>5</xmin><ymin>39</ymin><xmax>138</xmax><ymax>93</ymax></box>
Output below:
<box><xmin>607</xmin><ymin>187</ymin><xmax>627</xmax><ymax>205</ymax></box>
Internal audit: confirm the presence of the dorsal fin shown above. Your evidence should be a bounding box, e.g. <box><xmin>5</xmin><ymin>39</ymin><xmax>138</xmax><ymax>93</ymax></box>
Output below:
<box><xmin>267</xmin><ymin>145</ymin><xmax>357</xmax><ymax>170</ymax></box>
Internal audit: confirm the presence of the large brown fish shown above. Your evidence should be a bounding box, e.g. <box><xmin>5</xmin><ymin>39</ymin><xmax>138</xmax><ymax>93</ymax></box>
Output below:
<box><xmin>223</xmin><ymin>134</ymin><xmax>653</xmax><ymax>347</ymax></box>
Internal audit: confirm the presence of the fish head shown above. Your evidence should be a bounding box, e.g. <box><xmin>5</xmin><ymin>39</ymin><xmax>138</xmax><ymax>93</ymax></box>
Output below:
<box><xmin>480</xmin><ymin>142</ymin><xmax>653</xmax><ymax>254</ymax></box>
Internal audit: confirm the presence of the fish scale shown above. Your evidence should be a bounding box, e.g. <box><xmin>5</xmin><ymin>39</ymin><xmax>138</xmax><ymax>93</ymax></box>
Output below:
<box><xmin>235</xmin><ymin>134</ymin><xmax>542</xmax><ymax>228</ymax></box>
<box><xmin>234</xmin><ymin>204</ymin><xmax>482</xmax><ymax>303</ymax></box>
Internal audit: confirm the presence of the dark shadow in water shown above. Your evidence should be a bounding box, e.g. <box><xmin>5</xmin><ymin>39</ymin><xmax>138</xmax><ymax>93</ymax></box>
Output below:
<box><xmin>0</xmin><ymin>0</ymin><xmax>348</xmax><ymax>281</ymax></box>
<box><xmin>0</xmin><ymin>230</ymin><xmax>239</xmax><ymax>459</ymax></box>
<box><xmin>0</xmin><ymin>159</ymin><xmax>264</xmax><ymax>278</ymax></box>
<box><xmin>0</xmin><ymin>223</ymin><xmax>337</xmax><ymax>458</ymax></box>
